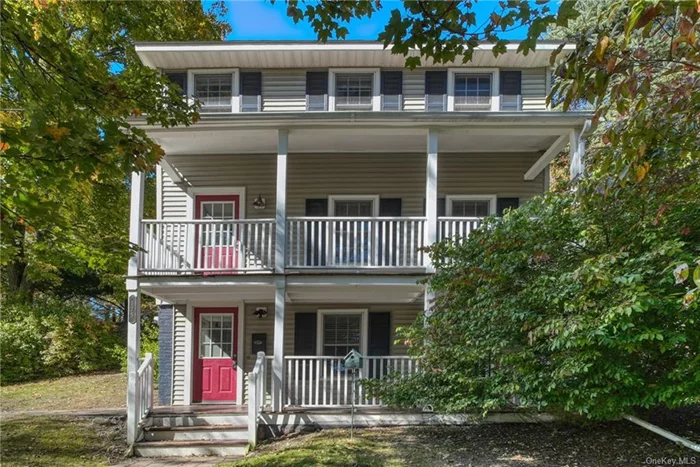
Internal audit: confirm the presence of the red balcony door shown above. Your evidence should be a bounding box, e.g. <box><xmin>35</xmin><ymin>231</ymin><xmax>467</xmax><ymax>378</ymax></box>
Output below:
<box><xmin>193</xmin><ymin>307</ymin><xmax>238</xmax><ymax>402</ymax></box>
<box><xmin>195</xmin><ymin>195</ymin><xmax>240</xmax><ymax>272</ymax></box>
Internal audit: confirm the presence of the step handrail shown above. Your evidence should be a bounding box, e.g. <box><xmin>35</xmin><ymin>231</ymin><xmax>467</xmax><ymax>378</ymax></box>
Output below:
<box><xmin>247</xmin><ymin>351</ymin><xmax>267</xmax><ymax>449</ymax></box>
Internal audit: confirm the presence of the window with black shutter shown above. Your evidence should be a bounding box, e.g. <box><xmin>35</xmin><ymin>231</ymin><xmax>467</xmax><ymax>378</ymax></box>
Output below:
<box><xmin>306</xmin><ymin>71</ymin><xmax>328</xmax><ymax>111</ymax></box>
<box><xmin>496</xmin><ymin>197</ymin><xmax>520</xmax><ymax>216</ymax></box>
<box><xmin>304</xmin><ymin>199</ymin><xmax>328</xmax><ymax>266</ymax></box>
<box><xmin>164</xmin><ymin>71</ymin><xmax>187</xmax><ymax>97</ymax></box>
<box><xmin>500</xmin><ymin>70</ymin><xmax>522</xmax><ymax>111</ymax></box>
<box><xmin>381</xmin><ymin>71</ymin><xmax>402</xmax><ymax>111</ymax></box>
<box><xmin>294</xmin><ymin>313</ymin><xmax>317</xmax><ymax>355</ymax></box>
<box><xmin>425</xmin><ymin>70</ymin><xmax>447</xmax><ymax>111</ymax></box>
<box><xmin>379</xmin><ymin>199</ymin><xmax>401</xmax><ymax>265</ymax></box>
<box><xmin>240</xmin><ymin>72</ymin><xmax>262</xmax><ymax>112</ymax></box>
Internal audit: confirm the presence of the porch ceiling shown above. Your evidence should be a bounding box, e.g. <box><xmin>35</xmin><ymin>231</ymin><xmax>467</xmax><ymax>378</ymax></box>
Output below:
<box><xmin>139</xmin><ymin>275</ymin><xmax>425</xmax><ymax>304</ymax></box>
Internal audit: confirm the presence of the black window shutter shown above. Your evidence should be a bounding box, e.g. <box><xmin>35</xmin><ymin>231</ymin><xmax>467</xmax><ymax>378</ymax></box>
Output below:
<box><xmin>496</xmin><ymin>197</ymin><xmax>519</xmax><ymax>216</ymax></box>
<box><xmin>425</xmin><ymin>71</ymin><xmax>447</xmax><ymax>111</ymax></box>
<box><xmin>240</xmin><ymin>72</ymin><xmax>262</xmax><ymax>112</ymax></box>
<box><xmin>381</xmin><ymin>71</ymin><xmax>402</xmax><ymax>111</ymax></box>
<box><xmin>305</xmin><ymin>199</ymin><xmax>328</xmax><ymax>265</ymax></box>
<box><xmin>423</xmin><ymin>198</ymin><xmax>446</xmax><ymax>217</ymax></box>
<box><xmin>306</xmin><ymin>71</ymin><xmax>328</xmax><ymax>111</ymax></box>
<box><xmin>500</xmin><ymin>70</ymin><xmax>522</xmax><ymax>96</ymax></box>
<box><xmin>164</xmin><ymin>71</ymin><xmax>187</xmax><ymax>96</ymax></box>
<box><xmin>368</xmin><ymin>312</ymin><xmax>391</xmax><ymax>378</ymax></box>
<box><xmin>294</xmin><ymin>312</ymin><xmax>317</xmax><ymax>356</ymax></box>
<box><xmin>379</xmin><ymin>198</ymin><xmax>402</xmax><ymax>217</ymax></box>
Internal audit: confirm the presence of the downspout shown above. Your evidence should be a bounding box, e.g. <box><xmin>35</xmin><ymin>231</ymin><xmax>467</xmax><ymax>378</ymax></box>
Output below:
<box><xmin>624</xmin><ymin>415</ymin><xmax>700</xmax><ymax>452</ymax></box>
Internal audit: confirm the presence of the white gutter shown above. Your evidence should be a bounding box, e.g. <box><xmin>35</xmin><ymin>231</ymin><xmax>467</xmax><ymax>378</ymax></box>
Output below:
<box><xmin>624</xmin><ymin>415</ymin><xmax>700</xmax><ymax>452</ymax></box>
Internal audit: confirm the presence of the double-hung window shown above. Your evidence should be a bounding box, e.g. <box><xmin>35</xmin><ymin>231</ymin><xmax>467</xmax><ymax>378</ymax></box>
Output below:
<box><xmin>447</xmin><ymin>196</ymin><xmax>496</xmax><ymax>217</ymax></box>
<box><xmin>454</xmin><ymin>73</ymin><xmax>492</xmax><ymax>110</ymax></box>
<box><xmin>330</xmin><ymin>196</ymin><xmax>377</xmax><ymax>265</ymax></box>
<box><xmin>322</xmin><ymin>313</ymin><xmax>362</xmax><ymax>357</ymax></box>
<box><xmin>335</xmin><ymin>73</ymin><xmax>374</xmax><ymax>110</ymax></box>
<box><xmin>194</xmin><ymin>73</ymin><xmax>233</xmax><ymax>113</ymax></box>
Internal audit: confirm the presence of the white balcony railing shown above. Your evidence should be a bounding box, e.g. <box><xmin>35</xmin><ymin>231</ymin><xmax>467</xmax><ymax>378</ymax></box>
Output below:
<box><xmin>284</xmin><ymin>355</ymin><xmax>418</xmax><ymax>407</ymax></box>
<box><xmin>438</xmin><ymin>217</ymin><xmax>484</xmax><ymax>245</ymax></box>
<box><xmin>139</xmin><ymin>219</ymin><xmax>275</xmax><ymax>274</ymax></box>
<box><xmin>286</xmin><ymin>217</ymin><xmax>426</xmax><ymax>268</ymax></box>
<box><xmin>500</xmin><ymin>94</ymin><xmax>523</xmax><ymax>111</ymax></box>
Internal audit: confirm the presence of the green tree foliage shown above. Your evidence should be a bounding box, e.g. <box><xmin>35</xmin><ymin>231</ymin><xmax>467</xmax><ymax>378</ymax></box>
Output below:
<box><xmin>285</xmin><ymin>0</ymin><xmax>578</xmax><ymax>67</ymax></box>
<box><xmin>0</xmin><ymin>1</ymin><xmax>230</xmax><ymax>302</ymax></box>
<box><xmin>359</xmin><ymin>1</ymin><xmax>700</xmax><ymax>418</ymax></box>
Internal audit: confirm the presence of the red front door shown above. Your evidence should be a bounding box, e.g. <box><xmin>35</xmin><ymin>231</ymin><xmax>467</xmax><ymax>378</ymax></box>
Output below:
<box><xmin>193</xmin><ymin>307</ymin><xmax>238</xmax><ymax>402</ymax></box>
<box><xmin>195</xmin><ymin>195</ymin><xmax>240</xmax><ymax>272</ymax></box>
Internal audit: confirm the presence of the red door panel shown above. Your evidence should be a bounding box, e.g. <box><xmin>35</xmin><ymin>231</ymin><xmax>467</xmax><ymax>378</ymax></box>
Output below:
<box><xmin>193</xmin><ymin>307</ymin><xmax>238</xmax><ymax>402</ymax></box>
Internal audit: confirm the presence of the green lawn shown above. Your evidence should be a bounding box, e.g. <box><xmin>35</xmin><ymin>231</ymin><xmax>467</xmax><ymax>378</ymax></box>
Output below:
<box><xmin>0</xmin><ymin>416</ymin><xmax>125</xmax><ymax>467</ymax></box>
<box><xmin>0</xmin><ymin>372</ymin><xmax>126</xmax><ymax>413</ymax></box>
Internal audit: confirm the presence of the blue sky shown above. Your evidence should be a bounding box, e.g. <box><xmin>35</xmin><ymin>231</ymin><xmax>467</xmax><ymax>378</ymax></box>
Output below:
<box><xmin>210</xmin><ymin>0</ymin><xmax>558</xmax><ymax>41</ymax></box>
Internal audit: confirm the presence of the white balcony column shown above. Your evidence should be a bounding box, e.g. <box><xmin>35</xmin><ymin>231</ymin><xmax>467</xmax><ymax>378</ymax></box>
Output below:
<box><xmin>275</xmin><ymin>129</ymin><xmax>288</xmax><ymax>273</ymax></box>
<box><xmin>272</xmin><ymin>278</ymin><xmax>286</xmax><ymax>411</ymax></box>
<box><xmin>126</xmin><ymin>170</ymin><xmax>144</xmax><ymax>445</ymax></box>
<box><xmin>569</xmin><ymin>127</ymin><xmax>583</xmax><ymax>181</ymax></box>
<box><xmin>424</xmin><ymin>129</ymin><xmax>439</xmax><ymax>271</ymax></box>
<box><xmin>424</xmin><ymin>129</ymin><xmax>439</xmax><ymax>321</ymax></box>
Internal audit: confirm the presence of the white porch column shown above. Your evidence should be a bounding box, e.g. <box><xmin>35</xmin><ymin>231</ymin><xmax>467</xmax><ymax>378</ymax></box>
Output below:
<box><xmin>424</xmin><ymin>129</ymin><xmax>439</xmax><ymax>320</ymax></box>
<box><xmin>425</xmin><ymin>129</ymin><xmax>439</xmax><ymax>271</ymax></box>
<box><xmin>275</xmin><ymin>129</ymin><xmax>288</xmax><ymax>273</ymax></box>
<box><xmin>569</xmin><ymin>127</ymin><xmax>584</xmax><ymax>181</ymax></box>
<box><xmin>126</xmin><ymin>170</ymin><xmax>144</xmax><ymax>445</ymax></box>
<box><xmin>272</xmin><ymin>278</ymin><xmax>286</xmax><ymax>411</ymax></box>
<box><xmin>272</xmin><ymin>129</ymin><xmax>288</xmax><ymax>412</ymax></box>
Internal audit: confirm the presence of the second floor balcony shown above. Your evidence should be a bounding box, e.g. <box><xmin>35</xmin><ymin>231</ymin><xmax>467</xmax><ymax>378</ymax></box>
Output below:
<box><xmin>138</xmin><ymin>216</ymin><xmax>484</xmax><ymax>274</ymax></box>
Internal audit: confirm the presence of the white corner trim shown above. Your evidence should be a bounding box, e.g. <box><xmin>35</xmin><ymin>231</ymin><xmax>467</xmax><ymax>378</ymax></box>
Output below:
<box><xmin>446</xmin><ymin>195</ymin><xmax>498</xmax><ymax>216</ymax></box>
<box><xmin>328</xmin><ymin>68</ymin><xmax>381</xmax><ymax>112</ymax></box>
<box><xmin>316</xmin><ymin>309</ymin><xmax>369</xmax><ymax>357</ymax></box>
<box><xmin>328</xmin><ymin>195</ymin><xmax>380</xmax><ymax>217</ymax></box>
<box><xmin>186</xmin><ymin>68</ymin><xmax>240</xmax><ymax>114</ymax></box>
<box><xmin>447</xmin><ymin>67</ymin><xmax>501</xmax><ymax>112</ymax></box>
<box><xmin>184</xmin><ymin>303</ymin><xmax>194</xmax><ymax>406</ymax></box>
<box><xmin>156</xmin><ymin>165</ymin><xmax>163</xmax><ymax>220</ymax></box>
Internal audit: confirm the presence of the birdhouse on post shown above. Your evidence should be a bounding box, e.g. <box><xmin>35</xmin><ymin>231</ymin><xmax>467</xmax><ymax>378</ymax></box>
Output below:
<box><xmin>343</xmin><ymin>349</ymin><xmax>363</xmax><ymax>370</ymax></box>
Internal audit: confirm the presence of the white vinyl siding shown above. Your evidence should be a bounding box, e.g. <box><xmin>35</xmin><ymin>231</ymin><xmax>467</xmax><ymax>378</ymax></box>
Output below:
<box><xmin>171</xmin><ymin>305</ymin><xmax>187</xmax><ymax>404</ymax></box>
<box><xmin>521</xmin><ymin>68</ymin><xmax>547</xmax><ymax>111</ymax></box>
<box><xmin>160</xmin><ymin>152</ymin><xmax>545</xmax><ymax>221</ymax></box>
<box><xmin>402</xmin><ymin>70</ymin><xmax>425</xmax><ymax>111</ymax></box>
<box><xmin>262</xmin><ymin>70</ymin><xmax>306</xmax><ymax>112</ymax></box>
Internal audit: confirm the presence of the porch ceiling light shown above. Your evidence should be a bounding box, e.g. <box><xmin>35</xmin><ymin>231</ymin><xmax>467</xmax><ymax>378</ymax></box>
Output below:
<box><xmin>253</xmin><ymin>194</ymin><xmax>266</xmax><ymax>210</ymax></box>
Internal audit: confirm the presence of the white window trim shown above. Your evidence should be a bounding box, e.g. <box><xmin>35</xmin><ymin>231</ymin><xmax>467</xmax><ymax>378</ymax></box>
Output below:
<box><xmin>446</xmin><ymin>195</ymin><xmax>497</xmax><ymax>217</ymax></box>
<box><xmin>328</xmin><ymin>68</ymin><xmax>381</xmax><ymax>112</ymax></box>
<box><xmin>187</xmin><ymin>68</ymin><xmax>240</xmax><ymax>114</ymax></box>
<box><xmin>316</xmin><ymin>309</ymin><xmax>369</xmax><ymax>357</ymax></box>
<box><xmin>447</xmin><ymin>68</ymin><xmax>500</xmax><ymax>112</ymax></box>
<box><xmin>328</xmin><ymin>195</ymin><xmax>380</xmax><ymax>217</ymax></box>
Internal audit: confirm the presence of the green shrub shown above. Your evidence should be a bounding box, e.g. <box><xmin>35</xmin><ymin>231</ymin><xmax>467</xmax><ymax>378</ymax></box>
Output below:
<box><xmin>0</xmin><ymin>298</ymin><xmax>124</xmax><ymax>384</ymax></box>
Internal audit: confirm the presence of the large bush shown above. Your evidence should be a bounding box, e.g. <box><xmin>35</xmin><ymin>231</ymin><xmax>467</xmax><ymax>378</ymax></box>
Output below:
<box><xmin>0</xmin><ymin>298</ymin><xmax>124</xmax><ymax>383</ymax></box>
<box><xmin>369</xmin><ymin>181</ymin><xmax>700</xmax><ymax>419</ymax></box>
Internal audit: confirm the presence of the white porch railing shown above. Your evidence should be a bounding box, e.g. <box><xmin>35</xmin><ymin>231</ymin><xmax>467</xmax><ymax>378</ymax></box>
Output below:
<box><xmin>286</xmin><ymin>217</ymin><xmax>426</xmax><ymax>268</ymax></box>
<box><xmin>438</xmin><ymin>217</ymin><xmax>484</xmax><ymax>244</ymax></box>
<box><xmin>284</xmin><ymin>356</ymin><xmax>418</xmax><ymax>407</ymax></box>
<box><xmin>130</xmin><ymin>352</ymin><xmax>154</xmax><ymax>443</ymax></box>
<box><xmin>139</xmin><ymin>219</ymin><xmax>275</xmax><ymax>273</ymax></box>
<box><xmin>247</xmin><ymin>352</ymin><xmax>267</xmax><ymax>448</ymax></box>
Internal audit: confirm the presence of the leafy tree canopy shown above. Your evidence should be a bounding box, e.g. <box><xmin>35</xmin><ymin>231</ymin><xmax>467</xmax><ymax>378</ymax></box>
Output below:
<box><xmin>0</xmin><ymin>1</ymin><xmax>230</xmax><ymax>302</ymax></box>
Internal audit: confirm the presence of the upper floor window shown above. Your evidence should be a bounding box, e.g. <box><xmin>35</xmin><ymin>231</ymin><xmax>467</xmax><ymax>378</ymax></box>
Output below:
<box><xmin>163</xmin><ymin>71</ymin><xmax>187</xmax><ymax>96</ymax></box>
<box><xmin>194</xmin><ymin>73</ymin><xmax>233</xmax><ymax>113</ymax></box>
<box><xmin>335</xmin><ymin>73</ymin><xmax>373</xmax><ymax>110</ymax></box>
<box><xmin>454</xmin><ymin>73</ymin><xmax>492</xmax><ymax>110</ymax></box>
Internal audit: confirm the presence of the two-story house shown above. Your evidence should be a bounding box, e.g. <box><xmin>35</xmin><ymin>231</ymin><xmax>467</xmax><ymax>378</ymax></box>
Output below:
<box><xmin>124</xmin><ymin>40</ymin><xmax>591</xmax><ymax>457</ymax></box>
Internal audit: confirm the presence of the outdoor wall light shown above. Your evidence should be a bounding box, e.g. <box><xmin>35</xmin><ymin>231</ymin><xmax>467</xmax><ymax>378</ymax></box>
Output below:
<box><xmin>253</xmin><ymin>307</ymin><xmax>268</xmax><ymax>319</ymax></box>
<box><xmin>252</xmin><ymin>194</ymin><xmax>266</xmax><ymax>210</ymax></box>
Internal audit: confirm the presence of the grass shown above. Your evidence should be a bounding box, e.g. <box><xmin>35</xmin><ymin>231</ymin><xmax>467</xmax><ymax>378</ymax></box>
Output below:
<box><xmin>0</xmin><ymin>372</ymin><xmax>126</xmax><ymax>413</ymax></box>
<box><xmin>0</xmin><ymin>416</ymin><xmax>125</xmax><ymax>467</ymax></box>
<box><xmin>223</xmin><ymin>424</ymin><xmax>699</xmax><ymax>467</ymax></box>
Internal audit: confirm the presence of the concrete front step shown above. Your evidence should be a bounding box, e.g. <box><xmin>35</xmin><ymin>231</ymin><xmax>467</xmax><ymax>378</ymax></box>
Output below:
<box><xmin>134</xmin><ymin>440</ymin><xmax>248</xmax><ymax>458</ymax></box>
<box><xmin>150</xmin><ymin>414</ymin><xmax>248</xmax><ymax>428</ymax></box>
<box><xmin>144</xmin><ymin>425</ymin><xmax>248</xmax><ymax>442</ymax></box>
